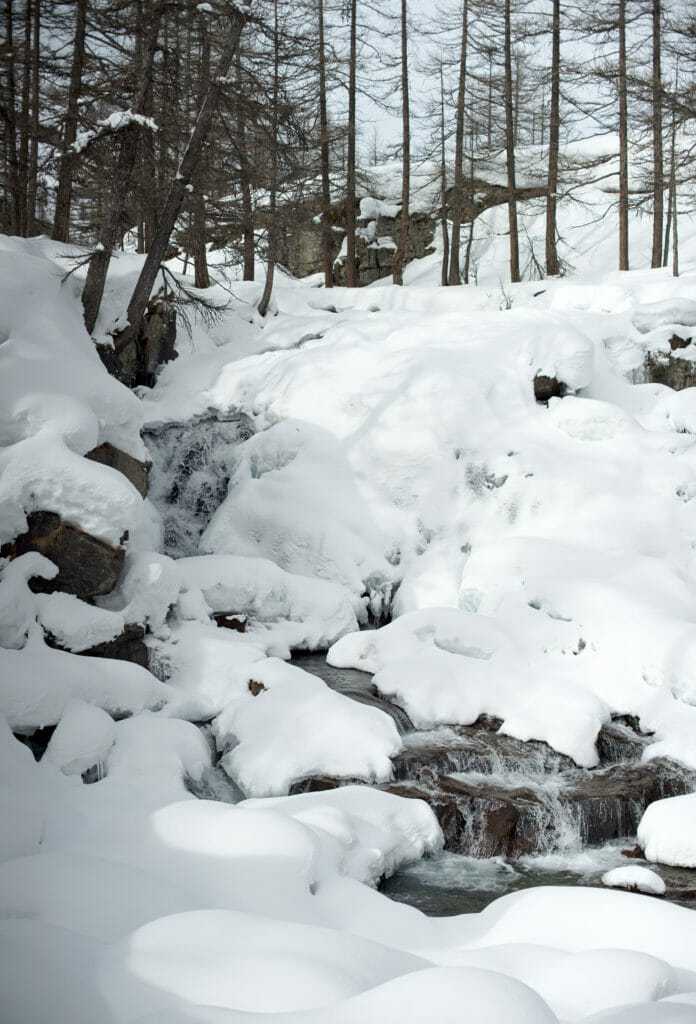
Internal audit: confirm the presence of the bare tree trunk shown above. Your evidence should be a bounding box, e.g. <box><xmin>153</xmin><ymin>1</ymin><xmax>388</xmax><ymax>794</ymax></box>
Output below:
<box><xmin>448</xmin><ymin>0</ymin><xmax>468</xmax><ymax>286</ymax></box>
<box><xmin>116</xmin><ymin>2</ymin><xmax>248</xmax><ymax>349</ymax></box>
<box><xmin>545</xmin><ymin>0</ymin><xmax>560</xmax><ymax>276</ymax></box>
<box><xmin>26</xmin><ymin>0</ymin><xmax>40</xmax><ymax>233</ymax></box>
<box><xmin>3</xmin><ymin>0</ymin><xmax>22</xmax><ymax>234</ymax></box>
<box><xmin>18</xmin><ymin>0</ymin><xmax>32</xmax><ymax>235</ymax></box>
<box><xmin>52</xmin><ymin>0</ymin><xmax>88</xmax><ymax>242</ymax></box>
<box><xmin>439</xmin><ymin>63</ymin><xmax>449</xmax><ymax>287</ymax></box>
<box><xmin>318</xmin><ymin>0</ymin><xmax>333</xmax><ymax>287</ymax></box>
<box><xmin>393</xmin><ymin>0</ymin><xmax>409</xmax><ymax>286</ymax></box>
<box><xmin>463</xmin><ymin>123</ymin><xmax>474</xmax><ymax>283</ymax></box>
<box><xmin>345</xmin><ymin>0</ymin><xmax>357</xmax><ymax>287</ymax></box>
<box><xmin>671</xmin><ymin>157</ymin><xmax>678</xmax><ymax>278</ymax></box>
<box><xmin>504</xmin><ymin>0</ymin><xmax>520</xmax><ymax>283</ymax></box>
<box><xmin>82</xmin><ymin>0</ymin><xmax>164</xmax><ymax>335</ymax></box>
<box><xmin>650</xmin><ymin>0</ymin><xmax>663</xmax><ymax>269</ymax></box>
<box><xmin>618</xmin><ymin>0</ymin><xmax>628</xmax><ymax>270</ymax></box>
<box><xmin>235</xmin><ymin>52</ymin><xmax>255</xmax><ymax>280</ymax></box>
<box><xmin>192</xmin><ymin>10</ymin><xmax>210</xmax><ymax>289</ymax></box>
<box><xmin>258</xmin><ymin>0</ymin><xmax>278</xmax><ymax>316</ymax></box>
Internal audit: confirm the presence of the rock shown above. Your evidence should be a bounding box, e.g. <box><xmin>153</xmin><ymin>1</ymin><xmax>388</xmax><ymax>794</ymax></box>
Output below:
<box><xmin>85</xmin><ymin>442</ymin><xmax>151</xmax><ymax>498</ymax></box>
<box><xmin>214</xmin><ymin>612</ymin><xmax>247</xmax><ymax>632</ymax></box>
<box><xmin>534</xmin><ymin>374</ymin><xmax>567</xmax><ymax>404</ymax></box>
<box><xmin>3</xmin><ymin>511</ymin><xmax>124</xmax><ymax>600</ymax></box>
<box><xmin>45</xmin><ymin>622</ymin><xmax>149</xmax><ymax>669</ymax></box>
<box><xmin>644</xmin><ymin>348</ymin><xmax>696</xmax><ymax>390</ymax></box>
<box><xmin>288</xmin><ymin>775</ymin><xmax>345</xmax><ymax>795</ymax></box>
<box><xmin>97</xmin><ymin>297</ymin><xmax>177</xmax><ymax>389</ymax></box>
<box><xmin>596</xmin><ymin>721</ymin><xmax>649</xmax><ymax>765</ymax></box>
<box><xmin>248</xmin><ymin>679</ymin><xmax>266</xmax><ymax>696</ymax></box>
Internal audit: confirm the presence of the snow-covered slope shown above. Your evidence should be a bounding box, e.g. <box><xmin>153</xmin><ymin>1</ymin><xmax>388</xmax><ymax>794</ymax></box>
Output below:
<box><xmin>3</xmin><ymin>168</ymin><xmax>696</xmax><ymax>1022</ymax></box>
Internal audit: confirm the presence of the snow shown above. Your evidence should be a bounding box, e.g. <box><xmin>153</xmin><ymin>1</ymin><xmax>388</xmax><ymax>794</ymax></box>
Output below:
<box><xmin>213</xmin><ymin>658</ymin><xmax>402</xmax><ymax>797</ymax></box>
<box><xmin>602</xmin><ymin>865</ymin><xmax>667</xmax><ymax>895</ymax></box>
<box><xmin>638</xmin><ymin>793</ymin><xmax>696</xmax><ymax>868</ymax></box>
<box><xmin>3</xmin><ymin>160</ymin><xmax>696</xmax><ymax>1022</ymax></box>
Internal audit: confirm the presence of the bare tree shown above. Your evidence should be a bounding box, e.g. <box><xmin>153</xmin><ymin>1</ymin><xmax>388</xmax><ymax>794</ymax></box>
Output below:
<box><xmin>545</xmin><ymin>0</ymin><xmax>560</xmax><ymax>276</ymax></box>
<box><xmin>392</xmin><ymin>0</ymin><xmax>409</xmax><ymax>286</ymax></box>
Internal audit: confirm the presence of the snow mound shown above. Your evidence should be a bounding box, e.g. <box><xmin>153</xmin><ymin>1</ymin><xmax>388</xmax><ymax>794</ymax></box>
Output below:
<box><xmin>601</xmin><ymin>866</ymin><xmax>666</xmax><ymax>896</ymax></box>
<box><xmin>214</xmin><ymin>658</ymin><xmax>402</xmax><ymax>797</ymax></box>
<box><xmin>638</xmin><ymin>793</ymin><xmax>696</xmax><ymax>868</ymax></box>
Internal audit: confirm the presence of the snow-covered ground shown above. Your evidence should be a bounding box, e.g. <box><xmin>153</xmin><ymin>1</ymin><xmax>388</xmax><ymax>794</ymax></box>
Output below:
<box><xmin>3</xmin><ymin>167</ymin><xmax>696</xmax><ymax>1021</ymax></box>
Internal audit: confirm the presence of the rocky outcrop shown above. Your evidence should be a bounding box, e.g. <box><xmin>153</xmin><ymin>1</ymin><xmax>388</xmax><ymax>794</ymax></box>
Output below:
<box><xmin>85</xmin><ymin>442</ymin><xmax>151</xmax><ymax>498</ymax></box>
<box><xmin>644</xmin><ymin>335</ymin><xmax>696</xmax><ymax>390</ymax></box>
<box><xmin>97</xmin><ymin>296</ymin><xmax>177</xmax><ymax>389</ymax></box>
<box><xmin>45</xmin><ymin>622</ymin><xmax>149</xmax><ymax>668</ymax></box>
<box><xmin>2</xmin><ymin>511</ymin><xmax>125</xmax><ymax>600</ymax></box>
<box><xmin>534</xmin><ymin>374</ymin><xmax>568</xmax><ymax>404</ymax></box>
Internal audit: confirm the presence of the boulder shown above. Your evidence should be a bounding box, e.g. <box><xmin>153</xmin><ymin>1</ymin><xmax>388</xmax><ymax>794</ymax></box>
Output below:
<box><xmin>85</xmin><ymin>442</ymin><xmax>151</xmax><ymax>498</ymax></box>
<box><xmin>3</xmin><ymin>511</ymin><xmax>124</xmax><ymax>600</ymax></box>
<box><xmin>45</xmin><ymin>622</ymin><xmax>149</xmax><ymax>669</ymax></box>
<box><xmin>534</xmin><ymin>374</ymin><xmax>567</xmax><ymax>404</ymax></box>
<box><xmin>644</xmin><ymin>345</ymin><xmax>696</xmax><ymax>390</ymax></box>
<box><xmin>97</xmin><ymin>297</ymin><xmax>177</xmax><ymax>389</ymax></box>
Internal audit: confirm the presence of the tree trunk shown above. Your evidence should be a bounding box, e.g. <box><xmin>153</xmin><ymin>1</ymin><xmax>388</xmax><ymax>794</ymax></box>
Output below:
<box><xmin>318</xmin><ymin>0</ymin><xmax>333</xmax><ymax>287</ymax></box>
<box><xmin>52</xmin><ymin>0</ymin><xmax>88</xmax><ymax>242</ymax></box>
<box><xmin>26</xmin><ymin>0</ymin><xmax>40</xmax><ymax>233</ymax></box>
<box><xmin>504</xmin><ymin>0</ymin><xmax>520</xmax><ymax>283</ymax></box>
<box><xmin>192</xmin><ymin>11</ymin><xmax>211</xmax><ymax>289</ymax></box>
<box><xmin>393</xmin><ymin>0</ymin><xmax>409</xmax><ymax>286</ymax></box>
<box><xmin>439</xmin><ymin>64</ymin><xmax>449</xmax><ymax>287</ymax></box>
<box><xmin>618</xmin><ymin>0</ymin><xmax>629</xmax><ymax>270</ymax></box>
<box><xmin>3</xmin><ymin>0</ymin><xmax>22</xmax><ymax>235</ymax></box>
<box><xmin>235</xmin><ymin>51</ymin><xmax>255</xmax><ymax>280</ymax></box>
<box><xmin>345</xmin><ymin>0</ymin><xmax>357</xmax><ymax>287</ymax></box>
<box><xmin>650</xmin><ymin>0</ymin><xmax>663</xmax><ymax>269</ymax></box>
<box><xmin>258</xmin><ymin>0</ymin><xmax>279</xmax><ymax>316</ymax></box>
<box><xmin>448</xmin><ymin>0</ymin><xmax>469</xmax><ymax>286</ymax></box>
<box><xmin>82</xmin><ymin>0</ymin><xmax>164</xmax><ymax>335</ymax></box>
<box><xmin>18</xmin><ymin>0</ymin><xmax>32</xmax><ymax>235</ymax></box>
<box><xmin>115</xmin><ymin>2</ymin><xmax>249</xmax><ymax>349</ymax></box>
<box><xmin>545</xmin><ymin>0</ymin><xmax>560</xmax><ymax>276</ymax></box>
<box><xmin>463</xmin><ymin>123</ymin><xmax>474</xmax><ymax>283</ymax></box>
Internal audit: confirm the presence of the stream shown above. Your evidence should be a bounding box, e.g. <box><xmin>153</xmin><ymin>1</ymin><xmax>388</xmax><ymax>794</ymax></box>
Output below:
<box><xmin>291</xmin><ymin>652</ymin><xmax>696</xmax><ymax>914</ymax></box>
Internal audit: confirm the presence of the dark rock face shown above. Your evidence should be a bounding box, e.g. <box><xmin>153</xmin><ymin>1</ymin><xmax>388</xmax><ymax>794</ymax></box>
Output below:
<box><xmin>334</xmin><ymin>211</ymin><xmax>436</xmax><ymax>287</ymax></box>
<box><xmin>534</xmin><ymin>374</ymin><xmax>567</xmax><ymax>404</ymax></box>
<box><xmin>644</xmin><ymin>342</ymin><xmax>696</xmax><ymax>391</ymax></box>
<box><xmin>85</xmin><ymin>442</ymin><xmax>151</xmax><ymax>498</ymax></box>
<box><xmin>5</xmin><ymin>511</ymin><xmax>124</xmax><ymax>600</ymax></box>
<box><xmin>213</xmin><ymin>613</ymin><xmax>247</xmax><ymax>632</ymax></box>
<box><xmin>97</xmin><ymin>298</ymin><xmax>177</xmax><ymax>389</ymax></box>
<box><xmin>45</xmin><ymin>622</ymin><xmax>148</xmax><ymax>668</ymax></box>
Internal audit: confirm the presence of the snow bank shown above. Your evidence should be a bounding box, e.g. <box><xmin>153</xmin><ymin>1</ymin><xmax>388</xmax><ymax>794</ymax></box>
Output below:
<box><xmin>601</xmin><ymin>866</ymin><xmax>666</xmax><ymax>895</ymax></box>
<box><xmin>638</xmin><ymin>793</ymin><xmax>696</xmax><ymax>868</ymax></box>
<box><xmin>214</xmin><ymin>659</ymin><xmax>402</xmax><ymax>796</ymax></box>
<box><xmin>0</xmin><ymin>645</ymin><xmax>171</xmax><ymax>730</ymax></box>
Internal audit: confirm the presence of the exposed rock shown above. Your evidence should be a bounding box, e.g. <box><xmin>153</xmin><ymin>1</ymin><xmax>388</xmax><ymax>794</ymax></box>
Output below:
<box><xmin>45</xmin><ymin>622</ymin><xmax>148</xmax><ymax>669</ymax></box>
<box><xmin>289</xmin><ymin>775</ymin><xmax>345</xmax><ymax>795</ymax></box>
<box><xmin>3</xmin><ymin>511</ymin><xmax>124</xmax><ymax>600</ymax></box>
<box><xmin>644</xmin><ymin>346</ymin><xmax>696</xmax><ymax>391</ymax></box>
<box><xmin>534</xmin><ymin>374</ymin><xmax>567</xmax><ymax>404</ymax></box>
<box><xmin>248</xmin><ymin>679</ymin><xmax>266</xmax><ymax>696</ymax></box>
<box><xmin>85</xmin><ymin>442</ymin><xmax>151</xmax><ymax>498</ymax></box>
<box><xmin>214</xmin><ymin>612</ymin><xmax>247</xmax><ymax>632</ymax></box>
<box><xmin>596</xmin><ymin>721</ymin><xmax>649</xmax><ymax>765</ymax></box>
<box><xmin>97</xmin><ymin>297</ymin><xmax>177</xmax><ymax>389</ymax></box>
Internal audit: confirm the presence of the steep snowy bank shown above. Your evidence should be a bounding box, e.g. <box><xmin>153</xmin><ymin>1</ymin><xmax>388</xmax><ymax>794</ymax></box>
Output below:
<box><xmin>2</xmin><ymin>206</ymin><xmax>696</xmax><ymax>1023</ymax></box>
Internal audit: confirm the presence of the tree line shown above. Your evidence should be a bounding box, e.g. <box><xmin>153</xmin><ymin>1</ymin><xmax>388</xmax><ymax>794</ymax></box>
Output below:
<box><xmin>1</xmin><ymin>0</ymin><xmax>695</xmax><ymax>338</ymax></box>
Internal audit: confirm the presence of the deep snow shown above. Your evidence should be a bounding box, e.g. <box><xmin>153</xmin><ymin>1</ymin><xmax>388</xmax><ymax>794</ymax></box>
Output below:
<box><xmin>3</xmin><ymin>162</ymin><xmax>696</xmax><ymax>1021</ymax></box>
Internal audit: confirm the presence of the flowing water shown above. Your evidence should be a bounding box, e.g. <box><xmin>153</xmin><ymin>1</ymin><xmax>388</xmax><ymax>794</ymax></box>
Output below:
<box><xmin>291</xmin><ymin>651</ymin><xmax>696</xmax><ymax>913</ymax></box>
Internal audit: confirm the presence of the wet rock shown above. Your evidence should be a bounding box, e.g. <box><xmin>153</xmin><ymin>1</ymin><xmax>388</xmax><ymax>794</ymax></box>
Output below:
<box><xmin>3</xmin><ymin>511</ymin><xmax>124</xmax><ymax>600</ymax></box>
<box><xmin>393</xmin><ymin>725</ymin><xmax>575</xmax><ymax>783</ymax></box>
<box><xmin>85</xmin><ymin>442</ymin><xmax>151</xmax><ymax>498</ymax></box>
<box><xmin>534</xmin><ymin>374</ymin><xmax>567</xmax><ymax>404</ymax></box>
<box><xmin>596</xmin><ymin>721</ymin><xmax>649</xmax><ymax>765</ymax></box>
<box><xmin>341</xmin><ymin>689</ymin><xmax>414</xmax><ymax>736</ymax></box>
<box><xmin>98</xmin><ymin>298</ymin><xmax>177</xmax><ymax>389</ymax></box>
<box><xmin>644</xmin><ymin>347</ymin><xmax>696</xmax><ymax>390</ymax></box>
<box><xmin>45</xmin><ymin>622</ymin><xmax>148</xmax><ymax>669</ymax></box>
<box><xmin>214</xmin><ymin>612</ymin><xmax>247</xmax><ymax>632</ymax></box>
<box><xmin>288</xmin><ymin>775</ymin><xmax>346</xmax><ymax>795</ymax></box>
